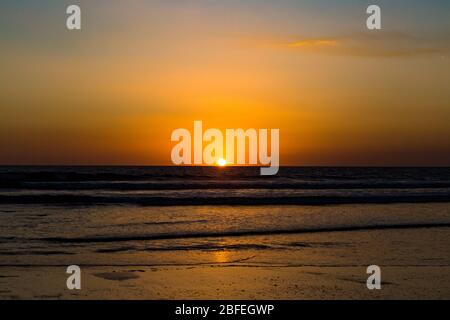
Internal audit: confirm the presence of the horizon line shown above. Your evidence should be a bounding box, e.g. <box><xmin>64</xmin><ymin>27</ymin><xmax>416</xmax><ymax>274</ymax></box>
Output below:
<box><xmin>0</xmin><ymin>164</ymin><xmax>449</xmax><ymax>168</ymax></box>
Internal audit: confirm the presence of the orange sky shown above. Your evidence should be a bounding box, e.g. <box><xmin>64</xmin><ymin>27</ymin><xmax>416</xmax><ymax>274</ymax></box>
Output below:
<box><xmin>1</xmin><ymin>1</ymin><xmax>449</xmax><ymax>165</ymax></box>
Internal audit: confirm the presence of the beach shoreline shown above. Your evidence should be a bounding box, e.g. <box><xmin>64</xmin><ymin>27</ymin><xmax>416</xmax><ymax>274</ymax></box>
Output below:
<box><xmin>1</xmin><ymin>264</ymin><xmax>449</xmax><ymax>300</ymax></box>
<box><xmin>1</xmin><ymin>227</ymin><xmax>449</xmax><ymax>300</ymax></box>
<box><xmin>1</xmin><ymin>167</ymin><xmax>449</xmax><ymax>299</ymax></box>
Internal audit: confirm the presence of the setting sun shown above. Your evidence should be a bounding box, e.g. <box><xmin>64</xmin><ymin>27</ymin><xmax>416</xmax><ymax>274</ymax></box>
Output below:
<box><xmin>217</xmin><ymin>158</ymin><xmax>227</xmax><ymax>167</ymax></box>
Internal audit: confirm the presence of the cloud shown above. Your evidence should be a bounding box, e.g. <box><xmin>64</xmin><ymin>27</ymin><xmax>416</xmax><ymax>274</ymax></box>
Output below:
<box><xmin>288</xmin><ymin>39</ymin><xmax>337</xmax><ymax>48</ymax></box>
<box><xmin>284</xmin><ymin>32</ymin><xmax>450</xmax><ymax>58</ymax></box>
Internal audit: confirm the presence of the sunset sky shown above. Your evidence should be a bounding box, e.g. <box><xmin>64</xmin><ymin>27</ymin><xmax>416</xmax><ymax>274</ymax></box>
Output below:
<box><xmin>1</xmin><ymin>0</ymin><xmax>449</xmax><ymax>165</ymax></box>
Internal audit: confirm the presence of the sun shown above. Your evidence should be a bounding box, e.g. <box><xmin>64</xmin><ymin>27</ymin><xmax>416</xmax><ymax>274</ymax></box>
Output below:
<box><xmin>217</xmin><ymin>158</ymin><xmax>227</xmax><ymax>167</ymax></box>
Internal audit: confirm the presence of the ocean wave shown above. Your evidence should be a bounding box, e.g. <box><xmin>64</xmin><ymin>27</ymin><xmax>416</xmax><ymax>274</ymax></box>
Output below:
<box><xmin>0</xmin><ymin>250</ymin><xmax>75</xmax><ymax>256</ymax></box>
<box><xmin>93</xmin><ymin>242</ymin><xmax>351</xmax><ymax>253</ymax></box>
<box><xmin>102</xmin><ymin>219</ymin><xmax>209</xmax><ymax>228</ymax></box>
<box><xmin>95</xmin><ymin>243</ymin><xmax>272</xmax><ymax>253</ymax></box>
<box><xmin>5</xmin><ymin>180</ymin><xmax>450</xmax><ymax>190</ymax></box>
<box><xmin>1</xmin><ymin>192</ymin><xmax>448</xmax><ymax>205</ymax></box>
<box><xmin>1</xmin><ymin>166</ymin><xmax>449</xmax><ymax>186</ymax></box>
<box><xmin>41</xmin><ymin>222</ymin><xmax>450</xmax><ymax>243</ymax></box>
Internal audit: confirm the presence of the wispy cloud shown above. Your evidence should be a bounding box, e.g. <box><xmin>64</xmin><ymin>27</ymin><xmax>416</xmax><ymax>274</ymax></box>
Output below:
<box><xmin>288</xmin><ymin>39</ymin><xmax>337</xmax><ymax>48</ymax></box>
<box><xmin>284</xmin><ymin>32</ymin><xmax>450</xmax><ymax>58</ymax></box>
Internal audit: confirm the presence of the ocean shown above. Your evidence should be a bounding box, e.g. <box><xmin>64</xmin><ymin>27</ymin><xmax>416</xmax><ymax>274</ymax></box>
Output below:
<box><xmin>1</xmin><ymin>166</ymin><xmax>450</xmax><ymax>205</ymax></box>
<box><xmin>0</xmin><ymin>166</ymin><xmax>449</xmax><ymax>269</ymax></box>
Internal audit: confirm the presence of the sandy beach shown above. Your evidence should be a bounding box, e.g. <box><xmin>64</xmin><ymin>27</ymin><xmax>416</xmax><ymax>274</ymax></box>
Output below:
<box><xmin>1</xmin><ymin>227</ymin><xmax>449</xmax><ymax>300</ymax></box>
<box><xmin>2</xmin><ymin>265</ymin><xmax>450</xmax><ymax>300</ymax></box>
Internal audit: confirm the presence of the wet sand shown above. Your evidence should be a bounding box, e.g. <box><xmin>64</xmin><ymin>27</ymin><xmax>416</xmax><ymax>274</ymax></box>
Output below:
<box><xmin>1</xmin><ymin>265</ymin><xmax>450</xmax><ymax>300</ymax></box>
<box><xmin>1</xmin><ymin>227</ymin><xmax>449</xmax><ymax>300</ymax></box>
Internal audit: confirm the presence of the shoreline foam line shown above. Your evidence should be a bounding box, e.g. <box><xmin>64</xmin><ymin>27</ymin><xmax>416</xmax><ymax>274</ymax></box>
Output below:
<box><xmin>41</xmin><ymin>222</ymin><xmax>450</xmax><ymax>243</ymax></box>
